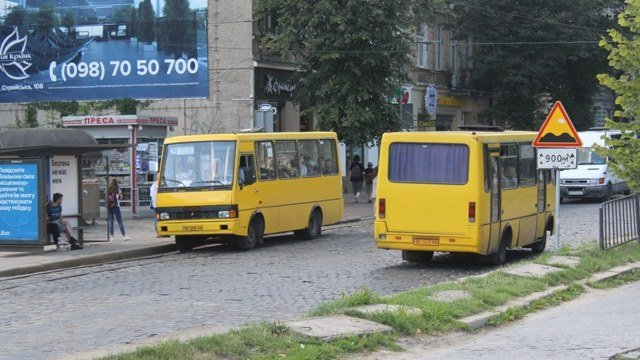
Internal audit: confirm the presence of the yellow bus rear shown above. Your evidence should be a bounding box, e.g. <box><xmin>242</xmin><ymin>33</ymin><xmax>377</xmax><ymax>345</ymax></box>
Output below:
<box><xmin>156</xmin><ymin>131</ymin><xmax>343</xmax><ymax>252</ymax></box>
<box><xmin>374</xmin><ymin>130</ymin><xmax>555</xmax><ymax>264</ymax></box>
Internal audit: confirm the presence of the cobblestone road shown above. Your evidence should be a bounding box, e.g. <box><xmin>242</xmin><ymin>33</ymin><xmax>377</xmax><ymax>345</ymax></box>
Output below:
<box><xmin>0</xmin><ymin>201</ymin><xmax>602</xmax><ymax>360</ymax></box>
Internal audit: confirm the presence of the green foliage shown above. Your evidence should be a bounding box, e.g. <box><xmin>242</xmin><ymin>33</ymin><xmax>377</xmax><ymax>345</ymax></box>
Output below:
<box><xmin>598</xmin><ymin>0</ymin><xmax>640</xmax><ymax>191</ymax></box>
<box><xmin>35</xmin><ymin>4</ymin><xmax>57</xmax><ymax>34</ymax></box>
<box><xmin>24</xmin><ymin>104</ymin><xmax>38</xmax><ymax>128</ymax></box>
<box><xmin>137</xmin><ymin>0</ymin><xmax>156</xmax><ymax>43</ymax></box>
<box><xmin>254</xmin><ymin>0</ymin><xmax>447</xmax><ymax>146</ymax></box>
<box><xmin>61</xmin><ymin>11</ymin><xmax>74</xmax><ymax>29</ymax></box>
<box><xmin>5</xmin><ymin>7</ymin><xmax>28</xmax><ymax>26</ymax></box>
<box><xmin>160</xmin><ymin>0</ymin><xmax>196</xmax><ymax>58</ymax></box>
<box><xmin>455</xmin><ymin>0</ymin><xmax>621</xmax><ymax>130</ymax></box>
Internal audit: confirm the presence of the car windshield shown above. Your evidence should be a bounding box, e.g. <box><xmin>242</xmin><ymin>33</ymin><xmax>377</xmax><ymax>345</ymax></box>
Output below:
<box><xmin>160</xmin><ymin>141</ymin><xmax>236</xmax><ymax>190</ymax></box>
<box><xmin>577</xmin><ymin>147</ymin><xmax>606</xmax><ymax>165</ymax></box>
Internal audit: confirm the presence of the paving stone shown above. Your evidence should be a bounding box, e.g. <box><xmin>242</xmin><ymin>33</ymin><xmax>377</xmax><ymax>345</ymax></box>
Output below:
<box><xmin>348</xmin><ymin>304</ymin><xmax>422</xmax><ymax>316</ymax></box>
<box><xmin>428</xmin><ymin>290</ymin><xmax>472</xmax><ymax>303</ymax></box>
<box><xmin>546</xmin><ymin>256</ymin><xmax>581</xmax><ymax>268</ymax></box>
<box><xmin>285</xmin><ymin>315</ymin><xmax>393</xmax><ymax>340</ymax></box>
<box><xmin>502</xmin><ymin>263</ymin><xmax>563</xmax><ymax>278</ymax></box>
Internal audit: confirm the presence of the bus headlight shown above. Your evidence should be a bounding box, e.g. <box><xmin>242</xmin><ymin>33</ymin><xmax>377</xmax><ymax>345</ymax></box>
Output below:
<box><xmin>159</xmin><ymin>212</ymin><xmax>170</xmax><ymax>220</ymax></box>
<box><xmin>218</xmin><ymin>209</ymin><xmax>238</xmax><ymax>218</ymax></box>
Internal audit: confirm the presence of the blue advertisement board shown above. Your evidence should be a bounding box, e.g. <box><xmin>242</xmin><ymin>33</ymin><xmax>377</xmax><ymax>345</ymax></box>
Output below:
<box><xmin>0</xmin><ymin>159</ymin><xmax>45</xmax><ymax>246</ymax></box>
<box><xmin>0</xmin><ymin>3</ymin><xmax>208</xmax><ymax>103</ymax></box>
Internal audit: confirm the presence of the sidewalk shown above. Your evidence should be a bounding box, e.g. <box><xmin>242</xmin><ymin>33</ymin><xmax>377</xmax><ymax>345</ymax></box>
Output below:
<box><xmin>0</xmin><ymin>198</ymin><xmax>375</xmax><ymax>278</ymax></box>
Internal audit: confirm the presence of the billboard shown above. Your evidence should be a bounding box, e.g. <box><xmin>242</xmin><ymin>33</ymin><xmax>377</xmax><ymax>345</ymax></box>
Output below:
<box><xmin>0</xmin><ymin>159</ymin><xmax>45</xmax><ymax>247</ymax></box>
<box><xmin>0</xmin><ymin>1</ymin><xmax>208</xmax><ymax>103</ymax></box>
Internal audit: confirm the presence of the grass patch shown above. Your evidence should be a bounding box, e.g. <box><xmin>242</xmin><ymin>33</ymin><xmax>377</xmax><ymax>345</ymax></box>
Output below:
<box><xmin>589</xmin><ymin>268</ymin><xmax>640</xmax><ymax>289</ymax></box>
<box><xmin>98</xmin><ymin>242</ymin><xmax>640</xmax><ymax>360</ymax></box>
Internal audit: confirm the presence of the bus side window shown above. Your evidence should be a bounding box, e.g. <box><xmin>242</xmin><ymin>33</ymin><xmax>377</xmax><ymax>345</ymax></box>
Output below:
<box><xmin>256</xmin><ymin>141</ymin><xmax>276</xmax><ymax>180</ymax></box>
<box><xmin>239</xmin><ymin>154</ymin><xmax>256</xmax><ymax>185</ymax></box>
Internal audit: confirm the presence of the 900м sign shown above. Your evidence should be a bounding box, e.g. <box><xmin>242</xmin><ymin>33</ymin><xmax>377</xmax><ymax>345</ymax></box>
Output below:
<box><xmin>536</xmin><ymin>148</ymin><xmax>577</xmax><ymax>169</ymax></box>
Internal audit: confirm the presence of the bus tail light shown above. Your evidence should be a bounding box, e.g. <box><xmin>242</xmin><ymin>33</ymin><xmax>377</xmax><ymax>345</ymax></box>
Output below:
<box><xmin>378</xmin><ymin>198</ymin><xmax>386</xmax><ymax>218</ymax></box>
<box><xmin>468</xmin><ymin>202</ymin><xmax>476</xmax><ymax>222</ymax></box>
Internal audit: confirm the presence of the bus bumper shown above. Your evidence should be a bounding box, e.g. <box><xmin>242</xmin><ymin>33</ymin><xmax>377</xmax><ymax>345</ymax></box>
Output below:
<box><xmin>374</xmin><ymin>221</ymin><xmax>485</xmax><ymax>254</ymax></box>
<box><xmin>157</xmin><ymin>219</ymin><xmax>239</xmax><ymax>237</ymax></box>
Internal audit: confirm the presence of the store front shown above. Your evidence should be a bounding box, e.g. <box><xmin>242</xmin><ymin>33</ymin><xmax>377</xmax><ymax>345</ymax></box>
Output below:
<box><xmin>62</xmin><ymin>115</ymin><xmax>178</xmax><ymax>216</ymax></box>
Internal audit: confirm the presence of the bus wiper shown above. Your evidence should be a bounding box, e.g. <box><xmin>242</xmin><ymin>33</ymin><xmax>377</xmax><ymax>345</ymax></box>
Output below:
<box><xmin>163</xmin><ymin>177</ymin><xmax>186</xmax><ymax>187</ymax></box>
<box><xmin>192</xmin><ymin>180</ymin><xmax>226</xmax><ymax>186</ymax></box>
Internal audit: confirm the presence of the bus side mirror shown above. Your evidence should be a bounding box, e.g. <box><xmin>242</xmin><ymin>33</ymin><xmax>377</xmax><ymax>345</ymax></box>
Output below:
<box><xmin>238</xmin><ymin>168</ymin><xmax>255</xmax><ymax>187</ymax></box>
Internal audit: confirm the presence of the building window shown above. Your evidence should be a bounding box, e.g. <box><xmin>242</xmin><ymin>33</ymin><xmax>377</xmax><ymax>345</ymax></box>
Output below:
<box><xmin>450</xmin><ymin>30</ymin><xmax>457</xmax><ymax>72</ymax></box>
<box><xmin>416</xmin><ymin>24</ymin><xmax>429</xmax><ymax>69</ymax></box>
<box><xmin>435</xmin><ymin>26</ymin><xmax>442</xmax><ymax>70</ymax></box>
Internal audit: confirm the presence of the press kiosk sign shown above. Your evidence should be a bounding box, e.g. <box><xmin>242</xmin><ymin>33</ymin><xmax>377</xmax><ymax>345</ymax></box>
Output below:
<box><xmin>0</xmin><ymin>159</ymin><xmax>46</xmax><ymax>247</ymax></box>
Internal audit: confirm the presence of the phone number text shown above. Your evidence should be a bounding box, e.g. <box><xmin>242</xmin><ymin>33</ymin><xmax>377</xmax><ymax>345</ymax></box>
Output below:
<box><xmin>49</xmin><ymin>58</ymin><xmax>199</xmax><ymax>82</ymax></box>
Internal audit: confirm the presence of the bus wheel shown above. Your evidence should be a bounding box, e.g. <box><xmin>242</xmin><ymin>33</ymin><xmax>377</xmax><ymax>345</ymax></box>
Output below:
<box><xmin>530</xmin><ymin>228</ymin><xmax>549</xmax><ymax>254</ymax></box>
<box><xmin>402</xmin><ymin>250</ymin><xmax>434</xmax><ymax>263</ymax></box>
<box><xmin>237</xmin><ymin>217</ymin><xmax>264</xmax><ymax>250</ymax></box>
<box><xmin>175</xmin><ymin>236</ymin><xmax>195</xmax><ymax>253</ymax></box>
<box><xmin>487</xmin><ymin>235</ymin><xmax>509</xmax><ymax>265</ymax></box>
<box><xmin>294</xmin><ymin>208</ymin><xmax>323</xmax><ymax>240</ymax></box>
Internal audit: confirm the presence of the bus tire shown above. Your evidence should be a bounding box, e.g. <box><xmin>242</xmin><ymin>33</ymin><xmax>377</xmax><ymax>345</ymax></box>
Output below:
<box><xmin>487</xmin><ymin>232</ymin><xmax>509</xmax><ymax>265</ymax></box>
<box><xmin>175</xmin><ymin>236</ymin><xmax>195</xmax><ymax>253</ymax></box>
<box><xmin>402</xmin><ymin>250</ymin><xmax>434</xmax><ymax>263</ymax></box>
<box><xmin>530</xmin><ymin>221</ymin><xmax>552</xmax><ymax>254</ymax></box>
<box><xmin>294</xmin><ymin>208</ymin><xmax>323</xmax><ymax>240</ymax></box>
<box><xmin>237</xmin><ymin>216</ymin><xmax>264</xmax><ymax>250</ymax></box>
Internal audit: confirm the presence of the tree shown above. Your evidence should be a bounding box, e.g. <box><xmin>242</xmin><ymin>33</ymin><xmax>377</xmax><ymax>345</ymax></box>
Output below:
<box><xmin>61</xmin><ymin>11</ymin><xmax>74</xmax><ymax>30</ymax></box>
<box><xmin>255</xmin><ymin>0</ymin><xmax>446</xmax><ymax>146</ymax></box>
<box><xmin>5</xmin><ymin>7</ymin><xmax>28</xmax><ymax>27</ymax></box>
<box><xmin>35</xmin><ymin>4</ymin><xmax>57</xmax><ymax>35</ymax></box>
<box><xmin>161</xmin><ymin>0</ymin><xmax>195</xmax><ymax>58</ymax></box>
<box><xmin>455</xmin><ymin>0</ymin><xmax>622</xmax><ymax>130</ymax></box>
<box><xmin>137</xmin><ymin>0</ymin><xmax>156</xmax><ymax>43</ymax></box>
<box><xmin>598</xmin><ymin>0</ymin><xmax>640</xmax><ymax>190</ymax></box>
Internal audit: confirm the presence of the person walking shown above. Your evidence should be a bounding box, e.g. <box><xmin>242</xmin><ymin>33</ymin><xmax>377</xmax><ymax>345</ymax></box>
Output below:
<box><xmin>149</xmin><ymin>178</ymin><xmax>160</xmax><ymax>237</ymax></box>
<box><xmin>364</xmin><ymin>162</ymin><xmax>378</xmax><ymax>203</ymax></box>
<box><xmin>349</xmin><ymin>155</ymin><xmax>365</xmax><ymax>203</ymax></box>
<box><xmin>105</xmin><ymin>178</ymin><xmax>130</xmax><ymax>241</ymax></box>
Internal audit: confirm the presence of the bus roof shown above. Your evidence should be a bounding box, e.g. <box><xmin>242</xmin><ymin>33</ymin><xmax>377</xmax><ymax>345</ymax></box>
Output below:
<box><xmin>163</xmin><ymin>131</ymin><xmax>338</xmax><ymax>144</ymax></box>
<box><xmin>381</xmin><ymin>130</ymin><xmax>537</xmax><ymax>144</ymax></box>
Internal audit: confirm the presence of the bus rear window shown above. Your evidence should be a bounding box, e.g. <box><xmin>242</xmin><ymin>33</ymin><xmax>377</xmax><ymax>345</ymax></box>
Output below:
<box><xmin>389</xmin><ymin>143</ymin><xmax>469</xmax><ymax>184</ymax></box>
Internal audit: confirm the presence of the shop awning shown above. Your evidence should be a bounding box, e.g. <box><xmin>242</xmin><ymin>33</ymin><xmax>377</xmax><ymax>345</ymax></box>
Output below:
<box><xmin>0</xmin><ymin>128</ymin><xmax>131</xmax><ymax>157</ymax></box>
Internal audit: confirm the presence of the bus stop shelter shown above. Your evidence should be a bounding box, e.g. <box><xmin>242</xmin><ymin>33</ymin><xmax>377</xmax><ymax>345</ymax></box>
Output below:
<box><xmin>0</xmin><ymin>128</ymin><xmax>129</xmax><ymax>250</ymax></box>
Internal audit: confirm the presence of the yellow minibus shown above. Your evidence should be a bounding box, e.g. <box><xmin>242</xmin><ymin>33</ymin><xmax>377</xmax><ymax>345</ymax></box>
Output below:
<box><xmin>156</xmin><ymin>131</ymin><xmax>343</xmax><ymax>252</ymax></box>
<box><xmin>374</xmin><ymin>128</ymin><xmax>555</xmax><ymax>264</ymax></box>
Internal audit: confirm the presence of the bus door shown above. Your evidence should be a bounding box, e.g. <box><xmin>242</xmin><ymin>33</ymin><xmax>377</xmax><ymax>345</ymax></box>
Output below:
<box><xmin>535</xmin><ymin>170</ymin><xmax>548</xmax><ymax>238</ymax></box>
<box><xmin>488</xmin><ymin>152</ymin><xmax>501</xmax><ymax>253</ymax></box>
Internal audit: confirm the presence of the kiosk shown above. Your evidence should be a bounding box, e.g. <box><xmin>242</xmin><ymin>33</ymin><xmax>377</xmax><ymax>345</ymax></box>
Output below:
<box><xmin>62</xmin><ymin>115</ymin><xmax>178</xmax><ymax>216</ymax></box>
<box><xmin>0</xmin><ymin>128</ymin><xmax>128</xmax><ymax>250</ymax></box>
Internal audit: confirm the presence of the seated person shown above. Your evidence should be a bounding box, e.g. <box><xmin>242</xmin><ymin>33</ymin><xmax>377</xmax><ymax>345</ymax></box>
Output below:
<box><xmin>47</xmin><ymin>193</ymin><xmax>82</xmax><ymax>250</ymax></box>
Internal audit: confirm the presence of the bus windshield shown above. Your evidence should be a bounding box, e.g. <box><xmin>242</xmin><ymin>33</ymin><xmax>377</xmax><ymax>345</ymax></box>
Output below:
<box><xmin>577</xmin><ymin>147</ymin><xmax>606</xmax><ymax>165</ymax></box>
<box><xmin>161</xmin><ymin>141</ymin><xmax>236</xmax><ymax>190</ymax></box>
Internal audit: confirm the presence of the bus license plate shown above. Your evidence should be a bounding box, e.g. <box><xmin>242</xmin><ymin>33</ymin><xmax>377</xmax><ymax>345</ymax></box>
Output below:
<box><xmin>183</xmin><ymin>225</ymin><xmax>203</xmax><ymax>231</ymax></box>
<box><xmin>413</xmin><ymin>238</ymin><xmax>439</xmax><ymax>246</ymax></box>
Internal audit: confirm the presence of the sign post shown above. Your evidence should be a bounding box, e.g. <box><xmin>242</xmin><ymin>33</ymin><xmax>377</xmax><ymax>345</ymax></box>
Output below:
<box><xmin>533</xmin><ymin>101</ymin><xmax>582</xmax><ymax>250</ymax></box>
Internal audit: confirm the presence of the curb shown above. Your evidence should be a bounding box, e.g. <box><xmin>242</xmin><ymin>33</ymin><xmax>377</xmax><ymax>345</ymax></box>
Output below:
<box><xmin>0</xmin><ymin>244</ymin><xmax>176</xmax><ymax>278</ymax></box>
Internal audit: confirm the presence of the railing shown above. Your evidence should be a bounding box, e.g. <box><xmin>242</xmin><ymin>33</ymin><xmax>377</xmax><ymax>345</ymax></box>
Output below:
<box><xmin>599</xmin><ymin>193</ymin><xmax>640</xmax><ymax>250</ymax></box>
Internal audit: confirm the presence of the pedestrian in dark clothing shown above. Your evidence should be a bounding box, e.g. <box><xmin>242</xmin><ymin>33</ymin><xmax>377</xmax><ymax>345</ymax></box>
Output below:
<box><xmin>46</xmin><ymin>193</ymin><xmax>82</xmax><ymax>251</ymax></box>
<box><xmin>364</xmin><ymin>162</ymin><xmax>378</xmax><ymax>203</ymax></box>
<box><xmin>349</xmin><ymin>155</ymin><xmax>365</xmax><ymax>203</ymax></box>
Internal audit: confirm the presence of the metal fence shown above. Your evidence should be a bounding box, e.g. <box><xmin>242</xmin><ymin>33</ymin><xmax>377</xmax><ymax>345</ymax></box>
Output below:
<box><xmin>599</xmin><ymin>193</ymin><xmax>640</xmax><ymax>250</ymax></box>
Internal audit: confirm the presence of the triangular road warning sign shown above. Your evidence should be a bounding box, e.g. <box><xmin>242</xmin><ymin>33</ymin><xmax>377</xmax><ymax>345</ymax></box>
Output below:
<box><xmin>533</xmin><ymin>101</ymin><xmax>582</xmax><ymax>147</ymax></box>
